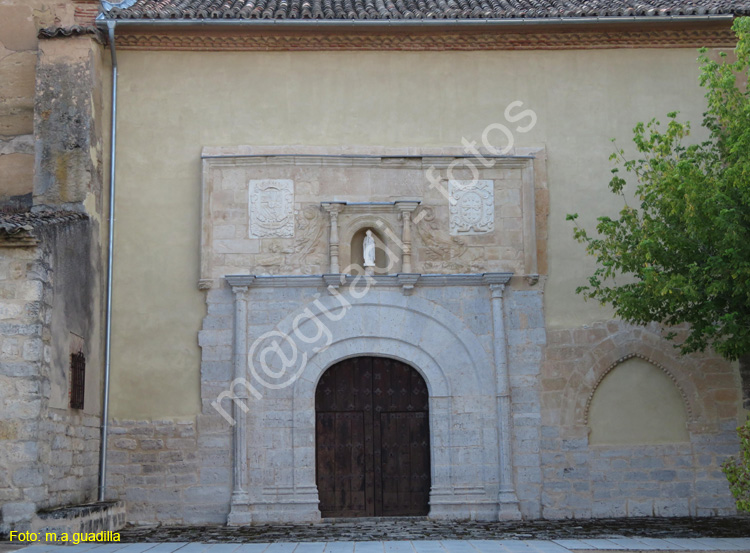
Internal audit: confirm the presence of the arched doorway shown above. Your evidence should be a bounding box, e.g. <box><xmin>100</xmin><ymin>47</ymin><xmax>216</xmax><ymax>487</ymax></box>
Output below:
<box><xmin>315</xmin><ymin>356</ymin><xmax>430</xmax><ymax>517</ymax></box>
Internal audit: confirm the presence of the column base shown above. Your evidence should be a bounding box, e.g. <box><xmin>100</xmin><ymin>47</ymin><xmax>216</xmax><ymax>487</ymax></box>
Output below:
<box><xmin>228</xmin><ymin>492</ymin><xmax>252</xmax><ymax>526</ymax></box>
<box><xmin>498</xmin><ymin>491</ymin><xmax>522</xmax><ymax>520</ymax></box>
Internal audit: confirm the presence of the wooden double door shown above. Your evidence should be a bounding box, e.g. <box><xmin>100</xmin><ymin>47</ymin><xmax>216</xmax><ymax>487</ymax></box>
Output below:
<box><xmin>315</xmin><ymin>357</ymin><xmax>431</xmax><ymax>517</ymax></box>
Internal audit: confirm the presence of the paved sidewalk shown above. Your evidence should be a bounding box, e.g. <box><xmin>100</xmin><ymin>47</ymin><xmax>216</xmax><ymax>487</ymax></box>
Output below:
<box><xmin>8</xmin><ymin>539</ymin><xmax>750</xmax><ymax>553</ymax></box>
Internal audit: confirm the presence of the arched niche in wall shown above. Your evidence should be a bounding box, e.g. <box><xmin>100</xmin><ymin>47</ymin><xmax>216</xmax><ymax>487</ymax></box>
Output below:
<box><xmin>350</xmin><ymin>227</ymin><xmax>389</xmax><ymax>274</ymax></box>
<box><xmin>587</xmin><ymin>357</ymin><xmax>689</xmax><ymax>445</ymax></box>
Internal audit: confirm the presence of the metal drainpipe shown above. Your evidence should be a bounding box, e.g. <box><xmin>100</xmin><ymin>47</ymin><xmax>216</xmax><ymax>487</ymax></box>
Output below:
<box><xmin>98</xmin><ymin>18</ymin><xmax>118</xmax><ymax>503</ymax></box>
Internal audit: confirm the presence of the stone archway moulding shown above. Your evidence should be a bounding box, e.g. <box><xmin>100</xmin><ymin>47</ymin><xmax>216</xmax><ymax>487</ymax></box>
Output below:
<box><xmin>582</xmin><ymin>352</ymin><xmax>695</xmax><ymax>426</ymax></box>
<box><xmin>224</xmin><ymin>273</ymin><xmax>521</xmax><ymax>523</ymax></box>
<box><xmin>557</xmin><ymin>329</ymin><xmax>706</xmax><ymax>430</ymax></box>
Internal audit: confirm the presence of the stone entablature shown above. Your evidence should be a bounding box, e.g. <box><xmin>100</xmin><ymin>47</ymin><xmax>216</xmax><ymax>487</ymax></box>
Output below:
<box><xmin>200</xmin><ymin>146</ymin><xmax>547</xmax><ymax>289</ymax></box>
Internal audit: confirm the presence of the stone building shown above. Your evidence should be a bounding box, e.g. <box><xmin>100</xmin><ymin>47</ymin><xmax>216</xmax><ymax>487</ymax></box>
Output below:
<box><xmin>1</xmin><ymin>0</ymin><xmax>749</xmax><ymax>531</ymax></box>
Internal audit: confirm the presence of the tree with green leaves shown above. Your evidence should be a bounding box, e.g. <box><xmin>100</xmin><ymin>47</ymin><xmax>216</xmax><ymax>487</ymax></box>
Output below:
<box><xmin>568</xmin><ymin>16</ymin><xmax>750</xmax><ymax>377</ymax></box>
<box><xmin>568</xmin><ymin>16</ymin><xmax>750</xmax><ymax>511</ymax></box>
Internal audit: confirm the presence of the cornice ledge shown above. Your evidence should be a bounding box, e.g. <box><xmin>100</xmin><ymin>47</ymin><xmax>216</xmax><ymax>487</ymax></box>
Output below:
<box><xmin>115</xmin><ymin>28</ymin><xmax>737</xmax><ymax>52</ymax></box>
<box><xmin>225</xmin><ymin>272</ymin><xmax>515</xmax><ymax>288</ymax></box>
<box><xmin>482</xmin><ymin>272</ymin><xmax>513</xmax><ymax>286</ymax></box>
<box><xmin>226</xmin><ymin>275</ymin><xmax>257</xmax><ymax>288</ymax></box>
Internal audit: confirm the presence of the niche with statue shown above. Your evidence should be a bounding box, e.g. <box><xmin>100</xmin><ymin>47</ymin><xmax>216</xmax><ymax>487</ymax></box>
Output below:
<box><xmin>321</xmin><ymin>200</ymin><xmax>420</xmax><ymax>276</ymax></box>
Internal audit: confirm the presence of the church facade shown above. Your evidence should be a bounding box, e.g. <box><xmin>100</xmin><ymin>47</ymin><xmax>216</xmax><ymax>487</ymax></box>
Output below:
<box><xmin>0</xmin><ymin>0</ymin><xmax>748</xmax><ymax>531</ymax></box>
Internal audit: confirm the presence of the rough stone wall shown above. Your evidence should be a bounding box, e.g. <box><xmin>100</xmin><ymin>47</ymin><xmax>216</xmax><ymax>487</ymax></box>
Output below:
<box><xmin>0</xmin><ymin>220</ymin><xmax>103</xmax><ymax>533</ymax></box>
<box><xmin>105</xmin><ymin>419</ymin><xmax>219</xmax><ymax>525</ymax></box>
<box><xmin>0</xmin><ymin>0</ymin><xmax>85</xmax><ymax>210</ymax></box>
<box><xmin>0</xmin><ymin>244</ymin><xmax>46</xmax><ymax>529</ymax></box>
<box><xmin>505</xmin><ymin>289</ymin><xmax>546</xmax><ymax>519</ymax></box>
<box><xmin>539</xmin><ymin>321</ymin><xmax>740</xmax><ymax>518</ymax></box>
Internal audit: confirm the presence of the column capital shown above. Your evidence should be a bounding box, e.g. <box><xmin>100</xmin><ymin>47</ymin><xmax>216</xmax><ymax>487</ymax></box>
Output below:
<box><xmin>489</xmin><ymin>284</ymin><xmax>504</xmax><ymax>299</ymax></box>
<box><xmin>234</xmin><ymin>286</ymin><xmax>249</xmax><ymax>299</ymax></box>
<box><xmin>321</xmin><ymin>201</ymin><xmax>346</xmax><ymax>215</ymax></box>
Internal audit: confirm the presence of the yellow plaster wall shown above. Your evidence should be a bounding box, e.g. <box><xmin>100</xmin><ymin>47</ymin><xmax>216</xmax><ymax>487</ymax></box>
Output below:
<box><xmin>111</xmin><ymin>47</ymin><xmax>710</xmax><ymax>419</ymax></box>
<box><xmin>588</xmin><ymin>357</ymin><xmax>690</xmax><ymax>444</ymax></box>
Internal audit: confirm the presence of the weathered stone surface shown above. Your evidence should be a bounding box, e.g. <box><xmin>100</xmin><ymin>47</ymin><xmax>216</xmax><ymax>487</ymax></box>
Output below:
<box><xmin>0</xmin><ymin>51</ymin><xmax>36</xmax><ymax>136</ymax></box>
<box><xmin>0</xmin><ymin>6</ymin><xmax>38</xmax><ymax>52</ymax></box>
<box><xmin>106</xmin><ymin>419</ymin><xmax>200</xmax><ymax>524</ymax></box>
<box><xmin>1</xmin><ymin>501</ymin><xmax>35</xmax><ymax>525</ymax></box>
<box><xmin>33</xmin><ymin>37</ymin><xmax>103</xmax><ymax>206</ymax></box>
<box><xmin>0</xmin><ymin>215</ymin><xmax>103</xmax><ymax>534</ymax></box>
<box><xmin>0</xmin><ymin>153</ymin><xmax>33</xmax><ymax>198</ymax></box>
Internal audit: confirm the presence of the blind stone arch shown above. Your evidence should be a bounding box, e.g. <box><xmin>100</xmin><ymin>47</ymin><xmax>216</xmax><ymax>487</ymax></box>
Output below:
<box><xmin>583</xmin><ymin>353</ymin><xmax>693</xmax><ymax>425</ymax></box>
<box><xmin>585</xmin><ymin>355</ymin><xmax>691</xmax><ymax>445</ymax></box>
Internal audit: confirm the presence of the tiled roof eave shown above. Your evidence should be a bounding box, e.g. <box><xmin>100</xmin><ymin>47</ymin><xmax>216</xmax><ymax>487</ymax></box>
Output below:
<box><xmin>98</xmin><ymin>13</ymin><xmax>738</xmax><ymax>24</ymax></box>
<box><xmin>0</xmin><ymin>210</ymin><xmax>88</xmax><ymax>248</ymax></box>
<box><xmin>98</xmin><ymin>0</ymin><xmax>750</xmax><ymax>22</ymax></box>
<box><xmin>95</xmin><ymin>1</ymin><xmax>745</xmax><ymax>49</ymax></box>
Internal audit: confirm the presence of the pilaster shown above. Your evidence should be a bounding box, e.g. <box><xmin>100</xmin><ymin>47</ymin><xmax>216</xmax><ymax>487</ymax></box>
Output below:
<box><xmin>227</xmin><ymin>283</ymin><xmax>252</xmax><ymax>525</ymax></box>
<box><xmin>484</xmin><ymin>273</ymin><xmax>521</xmax><ymax>520</ymax></box>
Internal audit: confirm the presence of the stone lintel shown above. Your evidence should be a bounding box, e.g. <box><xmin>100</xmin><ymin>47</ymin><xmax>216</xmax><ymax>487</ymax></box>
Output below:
<box><xmin>321</xmin><ymin>200</ymin><xmax>422</xmax><ymax>214</ymax></box>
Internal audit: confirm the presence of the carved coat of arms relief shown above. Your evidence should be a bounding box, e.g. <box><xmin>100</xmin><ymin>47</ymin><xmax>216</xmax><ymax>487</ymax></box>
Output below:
<box><xmin>249</xmin><ymin>179</ymin><xmax>295</xmax><ymax>238</ymax></box>
<box><xmin>448</xmin><ymin>179</ymin><xmax>495</xmax><ymax>235</ymax></box>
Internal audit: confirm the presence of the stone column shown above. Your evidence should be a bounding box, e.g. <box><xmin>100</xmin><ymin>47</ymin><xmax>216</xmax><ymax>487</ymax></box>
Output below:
<box><xmin>228</xmin><ymin>283</ymin><xmax>252</xmax><ymax>525</ymax></box>
<box><xmin>484</xmin><ymin>273</ymin><xmax>521</xmax><ymax>520</ymax></box>
<box><xmin>395</xmin><ymin>201</ymin><xmax>419</xmax><ymax>274</ymax></box>
<box><xmin>322</xmin><ymin>202</ymin><xmax>345</xmax><ymax>274</ymax></box>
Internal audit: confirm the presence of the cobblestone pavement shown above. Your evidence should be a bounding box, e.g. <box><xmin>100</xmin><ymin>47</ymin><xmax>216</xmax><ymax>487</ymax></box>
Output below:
<box><xmin>116</xmin><ymin>518</ymin><xmax>750</xmax><ymax>543</ymax></box>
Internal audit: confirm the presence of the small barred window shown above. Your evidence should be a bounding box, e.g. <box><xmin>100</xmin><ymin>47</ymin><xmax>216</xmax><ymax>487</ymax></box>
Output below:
<box><xmin>69</xmin><ymin>351</ymin><xmax>85</xmax><ymax>410</ymax></box>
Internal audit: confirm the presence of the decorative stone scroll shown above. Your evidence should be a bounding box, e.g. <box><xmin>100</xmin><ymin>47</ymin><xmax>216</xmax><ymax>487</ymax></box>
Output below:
<box><xmin>248</xmin><ymin>179</ymin><xmax>294</xmax><ymax>238</ymax></box>
<box><xmin>449</xmin><ymin>179</ymin><xmax>494</xmax><ymax>235</ymax></box>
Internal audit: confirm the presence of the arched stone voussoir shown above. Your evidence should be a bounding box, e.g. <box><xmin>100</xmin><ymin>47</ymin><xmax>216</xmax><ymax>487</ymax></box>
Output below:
<box><xmin>295</xmin><ymin>336</ymin><xmax>452</xmax><ymax>398</ymax></box>
<box><xmin>265</xmin><ymin>290</ymin><xmax>495</xmax><ymax>398</ymax></box>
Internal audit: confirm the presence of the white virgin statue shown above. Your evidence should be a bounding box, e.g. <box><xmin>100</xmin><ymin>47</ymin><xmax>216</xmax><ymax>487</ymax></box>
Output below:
<box><xmin>363</xmin><ymin>230</ymin><xmax>376</xmax><ymax>267</ymax></box>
